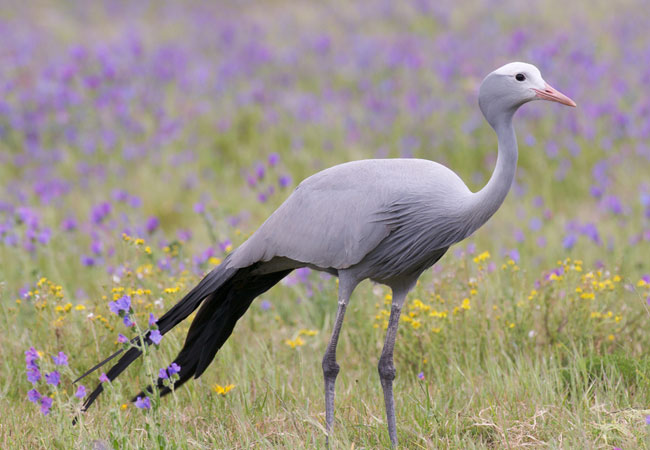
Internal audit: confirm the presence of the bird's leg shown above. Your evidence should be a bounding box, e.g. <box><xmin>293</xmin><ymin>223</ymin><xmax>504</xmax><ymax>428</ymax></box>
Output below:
<box><xmin>322</xmin><ymin>276</ymin><xmax>357</xmax><ymax>443</ymax></box>
<box><xmin>378</xmin><ymin>288</ymin><xmax>408</xmax><ymax>447</ymax></box>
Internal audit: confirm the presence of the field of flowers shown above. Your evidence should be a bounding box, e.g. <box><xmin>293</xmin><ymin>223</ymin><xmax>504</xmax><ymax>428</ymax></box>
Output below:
<box><xmin>1</xmin><ymin>0</ymin><xmax>650</xmax><ymax>448</ymax></box>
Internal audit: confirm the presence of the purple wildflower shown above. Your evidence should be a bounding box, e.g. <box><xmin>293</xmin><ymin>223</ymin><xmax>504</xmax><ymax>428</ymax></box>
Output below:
<box><xmin>123</xmin><ymin>315</ymin><xmax>134</xmax><ymax>327</ymax></box>
<box><xmin>112</xmin><ymin>189</ymin><xmax>129</xmax><ymax>202</ymax></box>
<box><xmin>508</xmin><ymin>249</ymin><xmax>520</xmax><ymax>263</ymax></box>
<box><xmin>268</xmin><ymin>152</ymin><xmax>280</xmax><ymax>166</ymax></box>
<box><xmin>148</xmin><ymin>313</ymin><xmax>157</xmax><ymax>327</ymax></box>
<box><xmin>75</xmin><ymin>385</ymin><xmax>87</xmax><ymax>399</ymax></box>
<box><xmin>27</xmin><ymin>367</ymin><xmax>41</xmax><ymax>384</ymax></box>
<box><xmin>529</xmin><ymin>217</ymin><xmax>542</xmax><ymax>231</ymax></box>
<box><xmin>52</xmin><ymin>351</ymin><xmax>68</xmax><ymax>366</ymax></box>
<box><xmin>91</xmin><ymin>240</ymin><xmax>103</xmax><ymax>255</ymax></box>
<box><xmin>589</xmin><ymin>185</ymin><xmax>603</xmax><ymax>198</ymax></box>
<box><xmin>603</xmin><ymin>195</ymin><xmax>623</xmax><ymax>215</ymax></box>
<box><xmin>255</xmin><ymin>162</ymin><xmax>265</xmax><ymax>180</ymax></box>
<box><xmin>193</xmin><ymin>202</ymin><xmax>205</xmax><ymax>214</ymax></box>
<box><xmin>177</xmin><ymin>229</ymin><xmax>192</xmax><ymax>242</ymax></box>
<box><xmin>38</xmin><ymin>228</ymin><xmax>51</xmax><ymax>245</ymax></box>
<box><xmin>28</xmin><ymin>389</ymin><xmax>41</xmax><ymax>403</ymax></box>
<box><xmin>159</xmin><ymin>368</ymin><xmax>169</xmax><ymax>379</ymax></box>
<box><xmin>562</xmin><ymin>234</ymin><xmax>577</xmax><ymax>250</ymax></box>
<box><xmin>45</xmin><ymin>371</ymin><xmax>60</xmax><ymax>386</ymax></box>
<box><xmin>61</xmin><ymin>217</ymin><xmax>78</xmax><ymax>231</ymax></box>
<box><xmin>145</xmin><ymin>216</ymin><xmax>159</xmax><ymax>234</ymax></box>
<box><xmin>25</xmin><ymin>347</ymin><xmax>39</xmax><ymax>368</ymax></box>
<box><xmin>40</xmin><ymin>396</ymin><xmax>53</xmax><ymax>415</ymax></box>
<box><xmin>260</xmin><ymin>300</ymin><xmax>271</xmax><ymax>311</ymax></box>
<box><xmin>513</xmin><ymin>229</ymin><xmax>525</xmax><ymax>243</ymax></box>
<box><xmin>168</xmin><ymin>363</ymin><xmax>181</xmax><ymax>375</ymax></box>
<box><xmin>117</xmin><ymin>333</ymin><xmax>128</xmax><ymax>344</ymax></box>
<box><xmin>149</xmin><ymin>329</ymin><xmax>162</xmax><ymax>345</ymax></box>
<box><xmin>547</xmin><ymin>267</ymin><xmax>565</xmax><ymax>281</ymax></box>
<box><xmin>217</xmin><ymin>239</ymin><xmax>230</xmax><ymax>253</ymax></box>
<box><xmin>581</xmin><ymin>223</ymin><xmax>601</xmax><ymax>244</ymax></box>
<box><xmin>645</xmin><ymin>415</ymin><xmax>650</xmax><ymax>425</ymax></box>
<box><xmin>524</xmin><ymin>134</ymin><xmax>536</xmax><ymax>146</ymax></box>
<box><xmin>109</xmin><ymin>295</ymin><xmax>131</xmax><ymax>315</ymax></box>
<box><xmin>99</xmin><ymin>373</ymin><xmax>109</xmax><ymax>383</ymax></box>
<box><xmin>135</xmin><ymin>396</ymin><xmax>151</xmax><ymax>410</ymax></box>
<box><xmin>417</xmin><ymin>372</ymin><xmax>425</xmax><ymax>380</ymax></box>
<box><xmin>90</xmin><ymin>202</ymin><xmax>111</xmax><ymax>224</ymax></box>
<box><xmin>278</xmin><ymin>174</ymin><xmax>292</xmax><ymax>188</ymax></box>
<box><xmin>81</xmin><ymin>255</ymin><xmax>96</xmax><ymax>267</ymax></box>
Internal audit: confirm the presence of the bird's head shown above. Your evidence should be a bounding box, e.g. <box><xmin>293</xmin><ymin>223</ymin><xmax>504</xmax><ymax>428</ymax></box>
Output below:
<box><xmin>478</xmin><ymin>62</ymin><xmax>576</xmax><ymax>128</ymax></box>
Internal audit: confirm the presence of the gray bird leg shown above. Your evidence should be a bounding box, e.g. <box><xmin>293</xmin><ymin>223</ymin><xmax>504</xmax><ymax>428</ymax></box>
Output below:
<box><xmin>322</xmin><ymin>274</ymin><xmax>358</xmax><ymax>443</ymax></box>
<box><xmin>378</xmin><ymin>287</ymin><xmax>409</xmax><ymax>447</ymax></box>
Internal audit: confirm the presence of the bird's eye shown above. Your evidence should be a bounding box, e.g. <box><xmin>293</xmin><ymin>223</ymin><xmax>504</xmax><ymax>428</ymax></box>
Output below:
<box><xmin>515</xmin><ymin>73</ymin><xmax>526</xmax><ymax>82</ymax></box>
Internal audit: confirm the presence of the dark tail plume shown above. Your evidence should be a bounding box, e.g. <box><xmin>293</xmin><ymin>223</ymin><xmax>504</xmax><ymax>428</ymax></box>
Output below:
<box><xmin>77</xmin><ymin>255</ymin><xmax>290</xmax><ymax>415</ymax></box>
<box><xmin>134</xmin><ymin>267</ymin><xmax>291</xmax><ymax>400</ymax></box>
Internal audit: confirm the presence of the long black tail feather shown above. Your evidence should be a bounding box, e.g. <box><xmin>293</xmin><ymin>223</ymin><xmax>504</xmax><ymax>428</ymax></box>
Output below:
<box><xmin>131</xmin><ymin>268</ymin><xmax>292</xmax><ymax>401</ymax></box>
<box><xmin>76</xmin><ymin>255</ymin><xmax>291</xmax><ymax>418</ymax></box>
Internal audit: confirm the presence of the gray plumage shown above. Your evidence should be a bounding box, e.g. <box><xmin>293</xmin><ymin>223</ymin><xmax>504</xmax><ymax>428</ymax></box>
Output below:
<box><xmin>77</xmin><ymin>62</ymin><xmax>575</xmax><ymax>446</ymax></box>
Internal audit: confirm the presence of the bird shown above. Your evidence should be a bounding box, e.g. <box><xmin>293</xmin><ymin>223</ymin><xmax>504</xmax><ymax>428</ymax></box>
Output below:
<box><xmin>75</xmin><ymin>62</ymin><xmax>576</xmax><ymax>446</ymax></box>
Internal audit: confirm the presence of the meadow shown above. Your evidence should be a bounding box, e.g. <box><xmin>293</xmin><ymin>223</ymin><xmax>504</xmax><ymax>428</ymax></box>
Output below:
<box><xmin>1</xmin><ymin>0</ymin><xmax>649</xmax><ymax>448</ymax></box>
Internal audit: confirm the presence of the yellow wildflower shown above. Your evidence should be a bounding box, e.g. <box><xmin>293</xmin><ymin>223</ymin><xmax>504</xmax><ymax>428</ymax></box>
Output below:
<box><xmin>284</xmin><ymin>337</ymin><xmax>305</xmax><ymax>348</ymax></box>
<box><xmin>212</xmin><ymin>384</ymin><xmax>236</xmax><ymax>395</ymax></box>
<box><xmin>473</xmin><ymin>251</ymin><xmax>491</xmax><ymax>264</ymax></box>
<box><xmin>298</xmin><ymin>329</ymin><xmax>318</xmax><ymax>336</ymax></box>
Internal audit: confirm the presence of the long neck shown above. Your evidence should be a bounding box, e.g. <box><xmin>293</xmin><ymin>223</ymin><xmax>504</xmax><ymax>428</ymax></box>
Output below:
<box><xmin>467</xmin><ymin>114</ymin><xmax>518</xmax><ymax>231</ymax></box>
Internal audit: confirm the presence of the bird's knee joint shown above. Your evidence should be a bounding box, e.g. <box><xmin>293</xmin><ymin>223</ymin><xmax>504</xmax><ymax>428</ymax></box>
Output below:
<box><xmin>322</xmin><ymin>357</ymin><xmax>340</xmax><ymax>379</ymax></box>
<box><xmin>378</xmin><ymin>361</ymin><xmax>396</xmax><ymax>381</ymax></box>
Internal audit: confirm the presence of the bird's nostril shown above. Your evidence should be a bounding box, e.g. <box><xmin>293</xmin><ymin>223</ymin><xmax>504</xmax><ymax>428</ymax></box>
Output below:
<box><xmin>545</xmin><ymin>89</ymin><xmax>552</xmax><ymax>93</ymax></box>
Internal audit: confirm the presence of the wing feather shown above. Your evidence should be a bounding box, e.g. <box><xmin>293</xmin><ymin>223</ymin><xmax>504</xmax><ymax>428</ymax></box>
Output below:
<box><xmin>231</xmin><ymin>159</ymin><xmax>472</xmax><ymax>270</ymax></box>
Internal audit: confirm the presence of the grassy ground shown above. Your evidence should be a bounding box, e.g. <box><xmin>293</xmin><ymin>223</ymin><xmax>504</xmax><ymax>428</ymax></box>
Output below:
<box><xmin>1</xmin><ymin>0</ymin><xmax>650</xmax><ymax>448</ymax></box>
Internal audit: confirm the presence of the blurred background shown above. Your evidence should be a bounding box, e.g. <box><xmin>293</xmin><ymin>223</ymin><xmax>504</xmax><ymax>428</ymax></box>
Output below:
<box><xmin>1</xmin><ymin>0</ymin><xmax>648</xmax><ymax>283</ymax></box>
<box><xmin>1</xmin><ymin>0</ymin><xmax>649</xmax><ymax>448</ymax></box>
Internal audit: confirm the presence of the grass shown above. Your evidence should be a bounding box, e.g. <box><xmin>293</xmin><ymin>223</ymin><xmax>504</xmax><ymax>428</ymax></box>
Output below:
<box><xmin>2</xmin><ymin>237</ymin><xmax>649</xmax><ymax>448</ymax></box>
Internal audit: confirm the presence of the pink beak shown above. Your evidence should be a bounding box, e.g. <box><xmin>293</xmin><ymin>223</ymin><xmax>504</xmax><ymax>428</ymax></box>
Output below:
<box><xmin>533</xmin><ymin>83</ymin><xmax>577</xmax><ymax>107</ymax></box>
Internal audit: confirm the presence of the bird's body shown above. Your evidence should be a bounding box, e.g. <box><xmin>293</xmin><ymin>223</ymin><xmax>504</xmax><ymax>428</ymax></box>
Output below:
<box><xmin>76</xmin><ymin>62</ymin><xmax>576</xmax><ymax>446</ymax></box>
<box><xmin>234</xmin><ymin>158</ymin><xmax>472</xmax><ymax>283</ymax></box>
